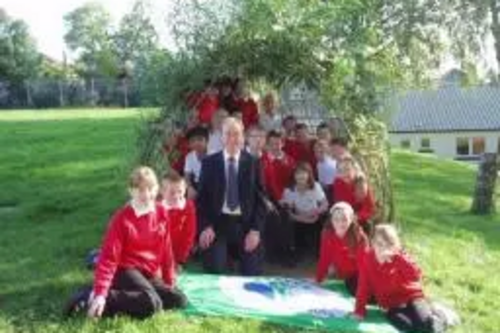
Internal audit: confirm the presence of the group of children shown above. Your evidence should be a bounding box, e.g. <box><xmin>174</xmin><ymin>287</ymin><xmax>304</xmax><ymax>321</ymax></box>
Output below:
<box><xmin>316</xmin><ymin>203</ymin><xmax>458</xmax><ymax>332</ymax></box>
<box><xmin>64</xmin><ymin>168</ymin><xmax>196</xmax><ymax>320</ymax></box>
<box><xmin>167</xmin><ymin>86</ymin><xmax>376</xmax><ymax>266</ymax></box>
<box><xmin>63</xmin><ymin>81</ymin><xmax>458</xmax><ymax>332</ymax></box>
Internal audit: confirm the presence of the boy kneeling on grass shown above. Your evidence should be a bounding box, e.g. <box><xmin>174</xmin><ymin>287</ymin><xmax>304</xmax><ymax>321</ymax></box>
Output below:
<box><xmin>64</xmin><ymin>166</ymin><xmax>187</xmax><ymax>320</ymax></box>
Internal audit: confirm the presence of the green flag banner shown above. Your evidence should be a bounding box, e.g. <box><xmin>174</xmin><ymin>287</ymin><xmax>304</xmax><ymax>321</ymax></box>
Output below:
<box><xmin>178</xmin><ymin>273</ymin><xmax>399</xmax><ymax>333</ymax></box>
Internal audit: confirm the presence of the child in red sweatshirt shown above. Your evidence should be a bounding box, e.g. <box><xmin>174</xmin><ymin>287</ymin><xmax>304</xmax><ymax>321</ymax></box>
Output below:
<box><xmin>196</xmin><ymin>84</ymin><xmax>220</xmax><ymax>125</ymax></box>
<box><xmin>163</xmin><ymin>129</ymin><xmax>190</xmax><ymax>175</ymax></box>
<box><xmin>353</xmin><ymin>224</ymin><xmax>447</xmax><ymax>332</ymax></box>
<box><xmin>64</xmin><ymin>167</ymin><xmax>187</xmax><ymax>320</ymax></box>
<box><xmin>260</xmin><ymin>130</ymin><xmax>296</xmax><ymax>265</ymax></box>
<box><xmin>316</xmin><ymin>202</ymin><xmax>368</xmax><ymax>295</ymax></box>
<box><xmin>161</xmin><ymin>171</ymin><xmax>197</xmax><ymax>267</ymax></box>
<box><xmin>353</xmin><ymin>175</ymin><xmax>376</xmax><ymax>234</ymax></box>
<box><xmin>332</xmin><ymin>157</ymin><xmax>375</xmax><ymax>228</ymax></box>
<box><xmin>235</xmin><ymin>83</ymin><xmax>259</xmax><ymax>129</ymax></box>
<box><xmin>261</xmin><ymin>130</ymin><xmax>296</xmax><ymax>202</ymax></box>
<box><xmin>332</xmin><ymin>156</ymin><xmax>359</xmax><ymax>205</ymax></box>
<box><xmin>283</xmin><ymin>123</ymin><xmax>316</xmax><ymax>170</ymax></box>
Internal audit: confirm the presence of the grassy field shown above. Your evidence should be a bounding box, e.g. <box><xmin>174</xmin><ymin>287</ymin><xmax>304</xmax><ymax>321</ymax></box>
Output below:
<box><xmin>0</xmin><ymin>109</ymin><xmax>499</xmax><ymax>332</ymax></box>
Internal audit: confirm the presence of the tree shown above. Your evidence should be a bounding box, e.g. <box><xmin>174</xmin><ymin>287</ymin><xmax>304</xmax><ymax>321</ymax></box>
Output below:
<box><xmin>134</xmin><ymin>48</ymin><xmax>172</xmax><ymax>106</ymax></box>
<box><xmin>0</xmin><ymin>8</ymin><xmax>41</xmax><ymax>84</ymax></box>
<box><xmin>63</xmin><ymin>2</ymin><xmax>118</xmax><ymax>78</ymax></box>
<box><xmin>471</xmin><ymin>153</ymin><xmax>499</xmax><ymax>214</ymax></box>
<box><xmin>0</xmin><ymin>8</ymin><xmax>41</xmax><ymax>107</ymax></box>
<box><xmin>114</xmin><ymin>0</ymin><xmax>159</xmax><ymax>66</ymax></box>
<box><xmin>113</xmin><ymin>0</ymin><xmax>162</xmax><ymax>106</ymax></box>
<box><xmin>142</xmin><ymin>0</ymin><xmax>450</xmax><ymax>221</ymax></box>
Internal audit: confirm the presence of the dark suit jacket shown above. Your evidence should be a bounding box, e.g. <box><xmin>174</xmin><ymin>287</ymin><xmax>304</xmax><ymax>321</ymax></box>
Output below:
<box><xmin>197</xmin><ymin>150</ymin><xmax>266</xmax><ymax>234</ymax></box>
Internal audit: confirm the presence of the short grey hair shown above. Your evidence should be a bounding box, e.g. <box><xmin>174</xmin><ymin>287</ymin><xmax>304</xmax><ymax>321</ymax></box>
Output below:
<box><xmin>222</xmin><ymin>117</ymin><xmax>244</xmax><ymax>136</ymax></box>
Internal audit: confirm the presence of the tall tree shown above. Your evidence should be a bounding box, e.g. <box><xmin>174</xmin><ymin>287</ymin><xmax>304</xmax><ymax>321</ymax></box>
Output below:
<box><xmin>114</xmin><ymin>0</ymin><xmax>159</xmax><ymax>66</ymax></box>
<box><xmin>63</xmin><ymin>2</ymin><xmax>118</xmax><ymax>77</ymax></box>
<box><xmin>0</xmin><ymin>8</ymin><xmax>41</xmax><ymax>84</ymax></box>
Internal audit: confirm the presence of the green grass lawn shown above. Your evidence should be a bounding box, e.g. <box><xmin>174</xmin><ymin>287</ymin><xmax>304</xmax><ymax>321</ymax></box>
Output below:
<box><xmin>0</xmin><ymin>109</ymin><xmax>499</xmax><ymax>332</ymax></box>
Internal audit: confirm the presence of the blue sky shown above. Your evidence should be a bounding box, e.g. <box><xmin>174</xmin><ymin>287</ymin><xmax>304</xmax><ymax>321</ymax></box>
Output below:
<box><xmin>0</xmin><ymin>0</ymin><xmax>174</xmax><ymax>61</ymax></box>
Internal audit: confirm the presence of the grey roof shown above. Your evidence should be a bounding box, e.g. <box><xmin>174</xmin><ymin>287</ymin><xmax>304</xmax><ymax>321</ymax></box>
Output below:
<box><xmin>389</xmin><ymin>85</ymin><xmax>500</xmax><ymax>133</ymax></box>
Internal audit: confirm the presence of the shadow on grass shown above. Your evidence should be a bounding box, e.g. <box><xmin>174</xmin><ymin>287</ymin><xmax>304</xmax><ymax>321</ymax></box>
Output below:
<box><xmin>0</xmin><ymin>279</ymin><xmax>85</xmax><ymax>329</ymax></box>
<box><xmin>392</xmin><ymin>151</ymin><xmax>500</xmax><ymax>251</ymax></box>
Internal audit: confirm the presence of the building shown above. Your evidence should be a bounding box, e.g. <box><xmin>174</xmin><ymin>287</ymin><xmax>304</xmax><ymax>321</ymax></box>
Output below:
<box><xmin>389</xmin><ymin>71</ymin><xmax>500</xmax><ymax>161</ymax></box>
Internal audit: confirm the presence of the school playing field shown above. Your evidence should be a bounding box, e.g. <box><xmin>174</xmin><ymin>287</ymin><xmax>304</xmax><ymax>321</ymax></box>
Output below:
<box><xmin>0</xmin><ymin>109</ymin><xmax>499</xmax><ymax>333</ymax></box>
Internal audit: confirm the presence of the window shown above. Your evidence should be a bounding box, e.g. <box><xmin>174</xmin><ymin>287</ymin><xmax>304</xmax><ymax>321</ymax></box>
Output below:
<box><xmin>418</xmin><ymin>137</ymin><xmax>433</xmax><ymax>153</ymax></box>
<box><xmin>472</xmin><ymin>137</ymin><xmax>485</xmax><ymax>155</ymax></box>
<box><xmin>400</xmin><ymin>140</ymin><xmax>411</xmax><ymax>149</ymax></box>
<box><xmin>456</xmin><ymin>137</ymin><xmax>469</xmax><ymax>156</ymax></box>
<box><xmin>420</xmin><ymin>138</ymin><xmax>431</xmax><ymax>149</ymax></box>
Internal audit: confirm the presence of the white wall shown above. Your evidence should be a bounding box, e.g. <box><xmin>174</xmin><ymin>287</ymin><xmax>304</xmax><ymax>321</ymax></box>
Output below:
<box><xmin>390</xmin><ymin>131</ymin><xmax>500</xmax><ymax>159</ymax></box>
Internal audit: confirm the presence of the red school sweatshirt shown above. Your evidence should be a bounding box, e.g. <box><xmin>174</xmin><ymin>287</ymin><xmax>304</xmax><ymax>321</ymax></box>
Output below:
<box><xmin>235</xmin><ymin>97</ymin><xmax>259</xmax><ymax>128</ymax></box>
<box><xmin>354</xmin><ymin>250</ymin><xmax>425</xmax><ymax>318</ymax></box>
<box><xmin>333</xmin><ymin>178</ymin><xmax>375</xmax><ymax>225</ymax></box>
<box><xmin>197</xmin><ymin>94</ymin><xmax>220</xmax><ymax>125</ymax></box>
<box><xmin>260</xmin><ymin>152</ymin><xmax>296</xmax><ymax>202</ymax></box>
<box><xmin>166</xmin><ymin>200</ymin><xmax>197</xmax><ymax>264</ymax></box>
<box><xmin>332</xmin><ymin>177</ymin><xmax>356</xmax><ymax>206</ymax></box>
<box><xmin>93</xmin><ymin>203</ymin><xmax>176</xmax><ymax>298</ymax></box>
<box><xmin>316</xmin><ymin>229</ymin><xmax>368</xmax><ymax>283</ymax></box>
<box><xmin>353</xmin><ymin>190</ymin><xmax>376</xmax><ymax>224</ymax></box>
<box><xmin>283</xmin><ymin>139</ymin><xmax>316</xmax><ymax>170</ymax></box>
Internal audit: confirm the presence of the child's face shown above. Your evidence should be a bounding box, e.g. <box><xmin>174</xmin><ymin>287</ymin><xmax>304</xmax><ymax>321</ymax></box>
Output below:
<box><xmin>247</xmin><ymin>130</ymin><xmax>266</xmax><ymax>152</ymax></box>
<box><xmin>355</xmin><ymin>182</ymin><xmax>367</xmax><ymax>200</ymax></box>
<box><xmin>130</xmin><ymin>185</ymin><xmax>158</xmax><ymax>205</ymax></box>
<box><xmin>294</xmin><ymin>170</ymin><xmax>309</xmax><ymax>186</ymax></box>
<box><xmin>317</xmin><ymin>128</ymin><xmax>332</xmax><ymax>142</ymax></box>
<box><xmin>162</xmin><ymin>181</ymin><xmax>186</xmax><ymax>204</ymax></box>
<box><xmin>314</xmin><ymin>142</ymin><xmax>328</xmax><ymax>160</ymax></box>
<box><xmin>283</xmin><ymin>119</ymin><xmax>296</xmax><ymax>133</ymax></box>
<box><xmin>339</xmin><ymin>163</ymin><xmax>356</xmax><ymax>181</ymax></box>
<box><xmin>331</xmin><ymin>144</ymin><xmax>347</xmax><ymax>159</ymax></box>
<box><xmin>212</xmin><ymin>111</ymin><xmax>228</xmax><ymax>130</ymax></box>
<box><xmin>263</xmin><ymin>96</ymin><xmax>276</xmax><ymax>114</ymax></box>
<box><xmin>206</xmin><ymin>86</ymin><xmax>218</xmax><ymax>97</ymax></box>
<box><xmin>373</xmin><ymin>235</ymin><xmax>397</xmax><ymax>264</ymax></box>
<box><xmin>189</xmin><ymin>137</ymin><xmax>207</xmax><ymax>153</ymax></box>
<box><xmin>296</xmin><ymin>128</ymin><xmax>309</xmax><ymax>143</ymax></box>
<box><xmin>268</xmin><ymin>137</ymin><xmax>283</xmax><ymax>155</ymax></box>
<box><xmin>332</xmin><ymin>210</ymin><xmax>351</xmax><ymax>238</ymax></box>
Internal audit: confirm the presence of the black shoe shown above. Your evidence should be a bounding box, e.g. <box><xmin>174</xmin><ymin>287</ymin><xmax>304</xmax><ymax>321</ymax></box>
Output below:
<box><xmin>63</xmin><ymin>286</ymin><xmax>92</xmax><ymax>318</ymax></box>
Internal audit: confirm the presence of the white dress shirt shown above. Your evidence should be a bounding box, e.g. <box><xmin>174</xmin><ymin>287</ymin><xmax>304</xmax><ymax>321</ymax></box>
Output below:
<box><xmin>130</xmin><ymin>199</ymin><xmax>156</xmax><ymax>217</ymax></box>
<box><xmin>162</xmin><ymin>198</ymin><xmax>187</xmax><ymax>210</ymax></box>
<box><xmin>222</xmin><ymin>149</ymin><xmax>242</xmax><ymax>215</ymax></box>
<box><xmin>184</xmin><ymin>151</ymin><xmax>203</xmax><ymax>183</ymax></box>
<box><xmin>317</xmin><ymin>156</ymin><xmax>338</xmax><ymax>186</ymax></box>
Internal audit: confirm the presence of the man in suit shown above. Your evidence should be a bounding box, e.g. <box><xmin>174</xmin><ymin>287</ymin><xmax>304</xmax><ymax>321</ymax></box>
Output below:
<box><xmin>197</xmin><ymin>117</ymin><xmax>265</xmax><ymax>275</ymax></box>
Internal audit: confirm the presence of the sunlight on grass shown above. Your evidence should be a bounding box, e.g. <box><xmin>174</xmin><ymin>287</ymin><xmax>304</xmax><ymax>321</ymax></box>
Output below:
<box><xmin>392</xmin><ymin>150</ymin><xmax>500</xmax><ymax>333</ymax></box>
<box><xmin>0</xmin><ymin>112</ymin><xmax>498</xmax><ymax>332</ymax></box>
<box><xmin>0</xmin><ymin>108</ymin><xmax>159</xmax><ymax>122</ymax></box>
